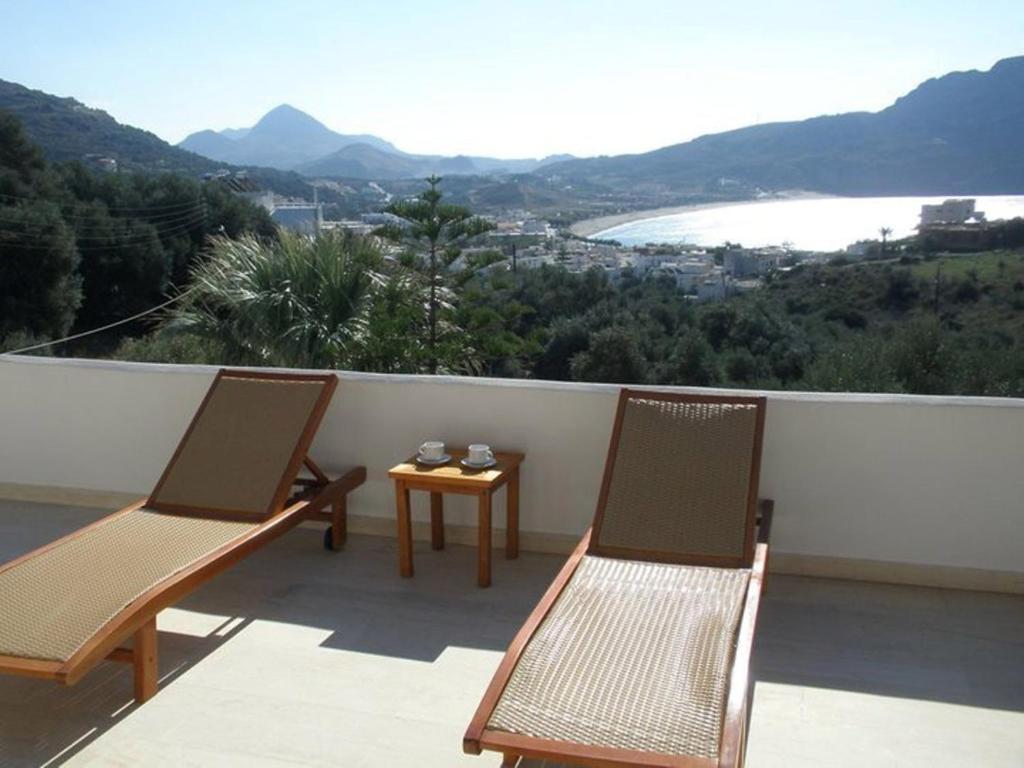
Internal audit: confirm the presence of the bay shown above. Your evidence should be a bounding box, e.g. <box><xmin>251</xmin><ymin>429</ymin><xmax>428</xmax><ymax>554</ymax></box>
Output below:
<box><xmin>593</xmin><ymin>195</ymin><xmax>1024</xmax><ymax>251</ymax></box>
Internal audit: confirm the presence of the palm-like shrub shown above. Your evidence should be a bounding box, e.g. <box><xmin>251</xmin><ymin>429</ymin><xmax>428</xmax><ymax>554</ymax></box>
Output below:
<box><xmin>169</xmin><ymin>230</ymin><xmax>417</xmax><ymax>369</ymax></box>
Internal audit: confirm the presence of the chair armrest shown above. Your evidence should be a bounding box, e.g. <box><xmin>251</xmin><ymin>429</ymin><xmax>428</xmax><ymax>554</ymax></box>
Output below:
<box><xmin>756</xmin><ymin>498</ymin><xmax>774</xmax><ymax>544</ymax></box>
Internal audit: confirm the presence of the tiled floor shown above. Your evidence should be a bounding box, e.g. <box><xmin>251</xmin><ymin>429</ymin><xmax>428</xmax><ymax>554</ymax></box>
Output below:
<box><xmin>0</xmin><ymin>501</ymin><xmax>1021</xmax><ymax>767</ymax></box>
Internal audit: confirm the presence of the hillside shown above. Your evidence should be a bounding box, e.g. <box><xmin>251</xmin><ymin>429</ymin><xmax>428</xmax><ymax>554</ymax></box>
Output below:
<box><xmin>0</xmin><ymin>82</ymin><xmax>328</xmax><ymax>202</ymax></box>
<box><xmin>0</xmin><ymin>79</ymin><xmax>218</xmax><ymax>174</ymax></box>
<box><xmin>0</xmin><ymin>111</ymin><xmax>276</xmax><ymax>354</ymax></box>
<box><xmin>542</xmin><ymin>56</ymin><xmax>1024</xmax><ymax>197</ymax></box>
<box><xmin>295</xmin><ymin>143</ymin><xmax>532</xmax><ymax>179</ymax></box>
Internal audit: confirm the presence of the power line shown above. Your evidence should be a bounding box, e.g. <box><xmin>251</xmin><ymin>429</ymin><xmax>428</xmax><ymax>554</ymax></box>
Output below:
<box><xmin>0</xmin><ymin>288</ymin><xmax>195</xmax><ymax>356</ymax></box>
<box><xmin>0</xmin><ymin>207</ymin><xmax>208</xmax><ymax>239</ymax></box>
<box><xmin>0</xmin><ymin>211</ymin><xmax>209</xmax><ymax>250</ymax></box>
<box><xmin>0</xmin><ymin>205</ymin><xmax>207</xmax><ymax>230</ymax></box>
<box><xmin>1</xmin><ymin>206</ymin><xmax>207</xmax><ymax>234</ymax></box>
<box><xmin>43</xmin><ymin>204</ymin><xmax>209</xmax><ymax>225</ymax></box>
<box><xmin>0</xmin><ymin>192</ymin><xmax>205</xmax><ymax>213</ymax></box>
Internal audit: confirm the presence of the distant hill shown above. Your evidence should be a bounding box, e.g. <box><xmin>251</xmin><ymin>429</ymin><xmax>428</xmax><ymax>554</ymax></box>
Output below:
<box><xmin>180</xmin><ymin>104</ymin><xmax>399</xmax><ymax>169</ymax></box>
<box><xmin>297</xmin><ymin>142</ymin><xmax>438</xmax><ymax>179</ymax></box>
<box><xmin>0</xmin><ymin>79</ymin><xmax>219</xmax><ymax>174</ymax></box>
<box><xmin>0</xmin><ymin>81</ymin><xmax>333</xmax><ymax>203</ymax></box>
<box><xmin>218</xmin><ymin>127</ymin><xmax>250</xmax><ymax>140</ymax></box>
<box><xmin>181</xmin><ymin>104</ymin><xmax>574</xmax><ymax>179</ymax></box>
<box><xmin>541</xmin><ymin>56</ymin><xmax>1024</xmax><ymax>196</ymax></box>
<box><xmin>176</xmin><ymin>129</ymin><xmax>237</xmax><ymax>161</ymax></box>
<box><xmin>295</xmin><ymin>142</ymin><xmax>572</xmax><ymax>180</ymax></box>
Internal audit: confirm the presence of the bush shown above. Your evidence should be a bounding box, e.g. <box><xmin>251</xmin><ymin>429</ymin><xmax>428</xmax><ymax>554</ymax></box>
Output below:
<box><xmin>569</xmin><ymin>326</ymin><xmax>648</xmax><ymax>384</ymax></box>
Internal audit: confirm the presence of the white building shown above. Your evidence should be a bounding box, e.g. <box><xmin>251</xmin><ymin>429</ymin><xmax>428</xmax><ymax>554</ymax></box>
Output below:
<box><xmin>919</xmin><ymin>199</ymin><xmax>985</xmax><ymax>226</ymax></box>
<box><xmin>724</xmin><ymin>247</ymin><xmax>786</xmax><ymax>277</ymax></box>
<box><xmin>271</xmin><ymin>203</ymin><xmax>324</xmax><ymax>235</ymax></box>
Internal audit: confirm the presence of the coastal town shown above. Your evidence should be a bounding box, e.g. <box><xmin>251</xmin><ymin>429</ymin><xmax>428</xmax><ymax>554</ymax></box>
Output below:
<box><xmin>208</xmin><ymin>167</ymin><xmax>1001</xmax><ymax>301</ymax></box>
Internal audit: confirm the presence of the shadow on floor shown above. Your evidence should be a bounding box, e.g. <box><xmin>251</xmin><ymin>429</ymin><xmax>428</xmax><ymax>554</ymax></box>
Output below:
<box><xmin>753</xmin><ymin>573</ymin><xmax>1024</xmax><ymax>713</ymax></box>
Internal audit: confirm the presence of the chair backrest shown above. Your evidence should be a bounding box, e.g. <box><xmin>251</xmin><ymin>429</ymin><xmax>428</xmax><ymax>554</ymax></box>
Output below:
<box><xmin>589</xmin><ymin>389</ymin><xmax>766</xmax><ymax>568</ymax></box>
<box><xmin>147</xmin><ymin>369</ymin><xmax>337</xmax><ymax>520</ymax></box>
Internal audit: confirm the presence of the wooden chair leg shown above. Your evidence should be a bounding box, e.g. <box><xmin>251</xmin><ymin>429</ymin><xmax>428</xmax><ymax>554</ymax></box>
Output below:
<box><xmin>133</xmin><ymin>617</ymin><xmax>158</xmax><ymax>703</ymax></box>
<box><xmin>331</xmin><ymin>498</ymin><xmax>347</xmax><ymax>550</ymax></box>
<box><xmin>501</xmin><ymin>752</ymin><xmax>521</xmax><ymax>767</ymax></box>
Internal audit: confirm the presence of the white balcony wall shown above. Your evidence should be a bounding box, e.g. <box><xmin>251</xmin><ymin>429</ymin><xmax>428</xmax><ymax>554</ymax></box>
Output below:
<box><xmin>1</xmin><ymin>356</ymin><xmax>1022</xmax><ymax>589</ymax></box>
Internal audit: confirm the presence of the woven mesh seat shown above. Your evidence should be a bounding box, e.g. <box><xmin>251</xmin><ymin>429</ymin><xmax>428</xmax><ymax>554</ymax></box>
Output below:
<box><xmin>0</xmin><ymin>509</ymin><xmax>254</xmax><ymax>662</ymax></box>
<box><xmin>150</xmin><ymin>375</ymin><xmax>327</xmax><ymax>517</ymax></box>
<box><xmin>487</xmin><ymin>555</ymin><xmax>750</xmax><ymax>759</ymax></box>
<box><xmin>466</xmin><ymin>391</ymin><xmax>766</xmax><ymax>766</ymax></box>
<box><xmin>596</xmin><ymin>397</ymin><xmax>759</xmax><ymax>560</ymax></box>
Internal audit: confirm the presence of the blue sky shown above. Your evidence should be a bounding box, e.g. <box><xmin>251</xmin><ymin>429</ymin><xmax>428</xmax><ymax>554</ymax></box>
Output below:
<box><xmin>1</xmin><ymin>1</ymin><xmax>1021</xmax><ymax>158</ymax></box>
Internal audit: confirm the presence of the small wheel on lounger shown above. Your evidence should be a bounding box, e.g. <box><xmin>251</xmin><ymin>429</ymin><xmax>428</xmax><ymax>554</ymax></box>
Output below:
<box><xmin>323</xmin><ymin>526</ymin><xmax>336</xmax><ymax>551</ymax></box>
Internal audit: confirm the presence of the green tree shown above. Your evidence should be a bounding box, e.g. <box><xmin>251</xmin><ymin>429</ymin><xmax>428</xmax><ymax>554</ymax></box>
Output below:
<box><xmin>0</xmin><ymin>201</ymin><xmax>81</xmax><ymax>344</ymax></box>
<box><xmin>383</xmin><ymin>175</ymin><xmax>492</xmax><ymax>373</ymax></box>
<box><xmin>570</xmin><ymin>326</ymin><xmax>648</xmax><ymax>384</ymax></box>
<box><xmin>663</xmin><ymin>328</ymin><xmax>719</xmax><ymax>386</ymax></box>
<box><xmin>802</xmin><ymin>336</ymin><xmax>901</xmax><ymax>392</ymax></box>
<box><xmin>879</xmin><ymin>226</ymin><xmax>892</xmax><ymax>256</ymax></box>
<box><xmin>881</xmin><ymin>268</ymin><xmax>919</xmax><ymax>311</ymax></box>
<box><xmin>698</xmin><ymin>304</ymin><xmax>737</xmax><ymax>350</ymax></box>
<box><xmin>166</xmin><ymin>230</ymin><xmax>420</xmax><ymax>369</ymax></box>
<box><xmin>888</xmin><ymin>317</ymin><xmax>953</xmax><ymax>394</ymax></box>
<box><xmin>70</xmin><ymin>204</ymin><xmax>170</xmax><ymax>334</ymax></box>
<box><xmin>0</xmin><ymin>110</ymin><xmax>47</xmax><ymax>196</ymax></box>
<box><xmin>535</xmin><ymin>318</ymin><xmax>591</xmax><ymax>381</ymax></box>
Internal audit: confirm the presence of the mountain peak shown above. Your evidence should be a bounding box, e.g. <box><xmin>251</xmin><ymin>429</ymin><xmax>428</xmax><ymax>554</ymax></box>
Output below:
<box><xmin>992</xmin><ymin>55</ymin><xmax>1024</xmax><ymax>73</ymax></box>
<box><xmin>251</xmin><ymin>104</ymin><xmax>330</xmax><ymax>135</ymax></box>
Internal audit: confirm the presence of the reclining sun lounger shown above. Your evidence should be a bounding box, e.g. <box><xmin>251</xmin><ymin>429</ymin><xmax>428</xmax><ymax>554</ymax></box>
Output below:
<box><xmin>464</xmin><ymin>389</ymin><xmax>772</xmax><ymax>768</ymax></box>
<box><xmin>0</xmin><ymin>369</ymin><xmax>366</xmax><ymax>703</ymax></box>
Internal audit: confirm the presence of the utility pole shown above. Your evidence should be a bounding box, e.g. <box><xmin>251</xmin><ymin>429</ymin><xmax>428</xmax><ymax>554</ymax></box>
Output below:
<box><xmin>313</xmin><ymin>186</ymin><xmax>322</xmax><ymax>234</ymax></box>
<box><xmin>512</xmin><ymin>242</ymin><xmax>517</xmax><ymax>274</ymax></box>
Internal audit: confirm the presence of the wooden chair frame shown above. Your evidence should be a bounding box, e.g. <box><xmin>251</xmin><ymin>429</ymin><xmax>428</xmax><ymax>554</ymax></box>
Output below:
<box><xmin>464</xmin><ymin>388</ymin><xmax>772</xmax><ymax>768</ymax></box>
<box><xmin>0</xmin><ymin>369</ymin><xmax>366</xmax><ymax>703</ymax></box>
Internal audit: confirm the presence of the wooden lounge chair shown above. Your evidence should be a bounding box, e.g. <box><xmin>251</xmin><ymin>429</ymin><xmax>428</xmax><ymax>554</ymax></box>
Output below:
<box><xmin>0</xmin><ymin>369</ymin><xmax>366</xmax><ymax>703</ymax></box>
<box><xmin>464</xmin><ymin>389</ymin><xmax>772</xmax><ymax>768</ymax></box>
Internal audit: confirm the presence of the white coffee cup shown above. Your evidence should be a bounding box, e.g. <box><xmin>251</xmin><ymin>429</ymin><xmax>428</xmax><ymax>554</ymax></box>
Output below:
<box><xmin>468</xmin><ymin>444</ymin><xmax>494</xmax><ymax>465</ymax></box>
<box><xmin>419</xmin><ymin>441</ymin><xmax>445</xmax><ymax>461</ymax></box>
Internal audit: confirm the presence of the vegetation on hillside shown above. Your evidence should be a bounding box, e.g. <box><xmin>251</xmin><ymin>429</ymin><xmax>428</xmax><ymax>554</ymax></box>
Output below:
<box><xmin>125</xmin><ymin>234</ymin><xmax>1024</xmax><ymax>397</ymax></box>
<box><xmin>0</xmin><ymin>112</ymin><xmax>275</xmax><ymax>353</ymax></box>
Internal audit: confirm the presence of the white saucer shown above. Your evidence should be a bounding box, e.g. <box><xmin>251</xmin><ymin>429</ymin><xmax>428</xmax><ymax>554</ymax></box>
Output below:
<box><xmin>416</xmin><ymin>454</ymin><xmax>452</xmax><ymax>466</ymax></box>
<box><xmin>460</xmin><ymin>457</ymin><xmax>497</xmax><ymax>470</ymax></box>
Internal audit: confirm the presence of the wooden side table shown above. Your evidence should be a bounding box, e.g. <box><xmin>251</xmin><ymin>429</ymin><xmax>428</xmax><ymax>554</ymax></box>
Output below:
<box><xmin>387</xmin><ymin>449</ymin><xmax>524</xmax><ymax>587</ymax></box>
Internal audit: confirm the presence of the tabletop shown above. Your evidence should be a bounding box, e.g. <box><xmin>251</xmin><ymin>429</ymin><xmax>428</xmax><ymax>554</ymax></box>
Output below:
<box><xmin>388</xmin><ymin>449</ymin><xmax>524</xmax><ymax>490</ymax></box>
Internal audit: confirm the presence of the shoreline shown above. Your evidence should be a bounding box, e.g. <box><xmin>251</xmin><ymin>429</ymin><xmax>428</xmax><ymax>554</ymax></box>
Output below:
<box><xmin>569</xmin><ymin>191</ymin><xmax>837</xmax><ymax>238</ymax></box>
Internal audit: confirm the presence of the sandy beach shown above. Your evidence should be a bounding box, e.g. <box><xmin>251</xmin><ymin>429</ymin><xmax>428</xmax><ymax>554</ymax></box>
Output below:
<box><xmin>569</xmin><ymin>191</ymin><xmax>836</xmax><ymax>238</ymax></box>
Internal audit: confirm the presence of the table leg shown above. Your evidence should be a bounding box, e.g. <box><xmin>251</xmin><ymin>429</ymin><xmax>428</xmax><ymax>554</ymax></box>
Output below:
<box><xmin>430</xmin><ymin>492</ymin><xmax>445</xmax><ymax>550</ymax></box>
<box><xmin>506</xmin><ymin>467</ymin><xmax>519</xmax><ymax>559</ymax></box>
<box><xmin>478</xmin><ymin>491</ymin><xmax>492</xmax><ymax>588</ymax></box>
<box><xmin>396</xmin><ymin>481</ymin><xmax>413</xmax><ymax>577</ymax></box>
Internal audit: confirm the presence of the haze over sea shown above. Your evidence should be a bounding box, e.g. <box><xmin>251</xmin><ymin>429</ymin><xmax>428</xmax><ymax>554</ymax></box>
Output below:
<box><xmin>594</xmin><ymin>195</ymin><xmax>1024</xmax><ymax>251</ymax></box>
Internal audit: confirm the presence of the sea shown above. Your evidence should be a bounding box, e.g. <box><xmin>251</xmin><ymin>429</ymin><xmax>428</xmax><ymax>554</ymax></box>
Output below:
<box><xmin>592</xmin><ymin>195</ymin><xmax>1024</xmax><ymax>252</ymax></box>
